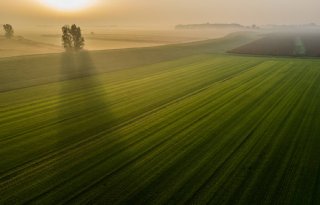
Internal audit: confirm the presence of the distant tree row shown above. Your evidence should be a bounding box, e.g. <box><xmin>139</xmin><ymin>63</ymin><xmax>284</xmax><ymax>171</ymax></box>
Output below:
<box><xmin>3</xmin><ymin>24</ymin><xmax>14</xmax><ymax>39</ymax></box>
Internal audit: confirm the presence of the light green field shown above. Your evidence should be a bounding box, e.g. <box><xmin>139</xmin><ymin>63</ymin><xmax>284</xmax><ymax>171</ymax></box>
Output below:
<box><xmin>1</xmin><ymin>33</ymin><xmax>320</xmax><ymax>204</ymax></box>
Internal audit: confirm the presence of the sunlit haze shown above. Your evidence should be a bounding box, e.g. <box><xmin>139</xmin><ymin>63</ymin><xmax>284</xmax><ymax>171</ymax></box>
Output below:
<box><xmin>38</xmin><ymin>0</ymin><xmax>96</xmax><ymax>11</ymax></box>
<box><xmin>1</xmin><ymin>0</ymin><xmax>320</xmax><ymax>28</ymax></box>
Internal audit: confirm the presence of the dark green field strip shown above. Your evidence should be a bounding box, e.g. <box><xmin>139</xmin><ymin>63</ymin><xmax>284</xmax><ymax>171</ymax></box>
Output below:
<box><xmin>0</xmin><ymin>55</ymin><xmax>264</xmax><ymax>174</ymax></box>
<box><xmin>0</xmin><ymin>57</ymin><xmax>300</xmax><ymax>203</ymax></box>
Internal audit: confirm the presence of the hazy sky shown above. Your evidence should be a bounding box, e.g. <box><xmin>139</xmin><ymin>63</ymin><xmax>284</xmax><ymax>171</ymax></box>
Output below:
<box><xmin>1</xmin><ymin>0</ymin><xmax>320</xmax><ymax>28</ymax></box>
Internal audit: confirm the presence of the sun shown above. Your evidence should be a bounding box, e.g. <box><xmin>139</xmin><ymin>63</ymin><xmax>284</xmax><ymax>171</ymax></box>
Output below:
<box><xmin>39</xmin><ymin>0</ymin><xmax>95</xmax><ymax>11</ymax></box>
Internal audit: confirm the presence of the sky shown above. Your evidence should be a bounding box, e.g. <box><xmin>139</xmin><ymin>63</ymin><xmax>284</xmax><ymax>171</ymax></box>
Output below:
<box><xmin>1</xmin><ymin>0</ymin><xmax>320</xmax><ymax>28</ymax></box>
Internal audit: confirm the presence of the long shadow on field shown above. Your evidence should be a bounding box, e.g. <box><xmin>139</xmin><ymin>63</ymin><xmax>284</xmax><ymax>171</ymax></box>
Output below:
<box><xmin>57</xmin><ymin>51</ymin><xmax>115</xmax><ymax>144</ymax></box>
<box><xmin>46</xmin><ymin>51</ymin><xmax>123</xmax><ymax>203</ymax></box>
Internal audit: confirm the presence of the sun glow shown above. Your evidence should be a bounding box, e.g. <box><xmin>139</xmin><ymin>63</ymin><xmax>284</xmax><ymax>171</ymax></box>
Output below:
<box><xmin>39</xmin><ymin>0</ymin><xmax>95</xmax><ymax>11</ymax></box>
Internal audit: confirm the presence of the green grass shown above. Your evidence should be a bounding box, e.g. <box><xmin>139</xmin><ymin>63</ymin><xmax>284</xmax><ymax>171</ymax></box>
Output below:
<box><xmin>1</xmin><ymin>33</ymin><xmax>320</xmax><ymax>204</ymax></box>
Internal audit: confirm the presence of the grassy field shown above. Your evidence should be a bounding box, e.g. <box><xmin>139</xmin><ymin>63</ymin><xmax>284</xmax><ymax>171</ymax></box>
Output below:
<box><xmin>1</xmin><ymin>33</ymin><xmax>320</xmax><ymax>204</ymax></box>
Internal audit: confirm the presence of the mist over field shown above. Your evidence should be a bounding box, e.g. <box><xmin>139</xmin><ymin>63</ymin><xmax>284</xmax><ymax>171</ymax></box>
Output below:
<box><xmin>1</xmin><ymin>0</ymin><xmax>320</xmax><ymax>58</ymax></box>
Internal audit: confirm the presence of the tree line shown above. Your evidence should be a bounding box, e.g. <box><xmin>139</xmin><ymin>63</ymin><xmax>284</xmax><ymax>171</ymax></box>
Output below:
<box><xmin>2</xmin><ymin>24</ymin><xmax>85</xmax><ymax>51</ymax></box>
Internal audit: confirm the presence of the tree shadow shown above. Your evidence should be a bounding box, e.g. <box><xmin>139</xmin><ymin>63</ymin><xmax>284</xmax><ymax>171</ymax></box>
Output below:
<box><xmin>41</xmin><ymin>50</ymin><xmax>120</xmax><ymax>203</ymax></box>
<box><xmin>57</xmin><ymin>51</ymin><xmax>114</xmax><ymax>144</ymax></box>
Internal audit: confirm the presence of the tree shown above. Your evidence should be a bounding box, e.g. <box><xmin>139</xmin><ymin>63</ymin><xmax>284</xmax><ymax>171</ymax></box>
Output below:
<box><xmin>3</xmin><ymin>24</ymin><xmax>14</xmax><ymax>39</ymax></box>
<box><xmin>61</xmin><ymin>24</ymin><xmax>85</xmax><ymax>51</ymax></box>
<box><xmin>62</xmin><ymin>25</ymin><xmax>73</xmax><ymax>49</ymax></box>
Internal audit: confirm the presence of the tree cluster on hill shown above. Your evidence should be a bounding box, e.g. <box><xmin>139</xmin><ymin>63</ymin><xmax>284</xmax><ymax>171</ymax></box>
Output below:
<box><xmin>61</xmin><ymin>24</ymin><xmax>85</xmax><ymax>51</ymax></box>
<box><xmin>3</xmin><ymin>24</ymin><xmax>14</xmax><ymax>39</ymax></box>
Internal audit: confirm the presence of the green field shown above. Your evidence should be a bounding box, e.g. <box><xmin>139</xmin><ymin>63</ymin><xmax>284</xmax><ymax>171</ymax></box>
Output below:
<box><xmin>1</xmin><ymin>33</ymin><xmax>320</xmax><ymax>204</ymax></box>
